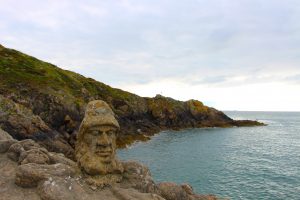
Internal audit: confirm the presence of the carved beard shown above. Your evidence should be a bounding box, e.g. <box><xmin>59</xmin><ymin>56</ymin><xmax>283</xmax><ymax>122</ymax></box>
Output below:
<box><xmin>77</xmin><ymin>142</ymin><xmax>123</xmax><ymax>175</ymax></box>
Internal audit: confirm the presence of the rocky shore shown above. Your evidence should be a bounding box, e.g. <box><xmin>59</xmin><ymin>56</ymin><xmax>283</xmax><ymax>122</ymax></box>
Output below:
<box><xmin>0</xmin><ymin>44</ymin><xmax>264</xmax><ymax>199</ymax></box>
<box><xmin>0</xmin><ymin>140</ymin><xmax>219</xmax><ymax>200</ymax></box>
<box><xmin>0</xmin><ymin>44</ymin><xmax>264</xmax><ymax>156</ymax></box>
<box><xmin>0</xmin><ymin>105</ymin><xmax>220</xmax><ymax>200</ymax></box>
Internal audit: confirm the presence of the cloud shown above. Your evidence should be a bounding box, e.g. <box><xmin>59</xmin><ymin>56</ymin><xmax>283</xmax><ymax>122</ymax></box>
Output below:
<box><xmin>1</xmin><ymin>0</ymin><xmax>300</xmax><ymax>110</ymax></box>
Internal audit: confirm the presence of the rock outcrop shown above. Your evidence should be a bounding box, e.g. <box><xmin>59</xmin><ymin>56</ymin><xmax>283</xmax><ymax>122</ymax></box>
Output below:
<box><xmin>0</xmin><ymin>95</ymin><xmax>75</xmax><ymax>158</ymax></box>
<box><xmin>0</xmin><ymin>142</ymin><xmax>221</xmax><ymax>200</ymax></box>
<box><xmin>0</xmin><ymin>44</ymin><xmax>264</xmax><ymax>152</ymax></box>
<box><xmin>0</xmin><ymin>100</ymin><xmax>220</xmax><ymax>200</ymax></box>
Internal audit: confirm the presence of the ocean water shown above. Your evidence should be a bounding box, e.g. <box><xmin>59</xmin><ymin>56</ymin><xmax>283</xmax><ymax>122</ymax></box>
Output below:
<box><xmin>118</xmin><ymin>112</ymin><xmax>300</xmax><ymax>200</ymax></box>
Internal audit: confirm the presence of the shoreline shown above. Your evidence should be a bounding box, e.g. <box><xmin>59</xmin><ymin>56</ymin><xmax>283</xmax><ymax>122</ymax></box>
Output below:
<box><xmin>117</xmin><ymin>120</ymin><xmax>266</xmax><ymax>148</ymax></box>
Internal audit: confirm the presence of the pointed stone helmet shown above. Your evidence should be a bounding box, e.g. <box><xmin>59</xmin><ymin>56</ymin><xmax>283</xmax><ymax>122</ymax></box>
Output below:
<box><xmin>77</xmin><ymin>100</ymin><xmax>120</xmax><ymax>139</ymax></box>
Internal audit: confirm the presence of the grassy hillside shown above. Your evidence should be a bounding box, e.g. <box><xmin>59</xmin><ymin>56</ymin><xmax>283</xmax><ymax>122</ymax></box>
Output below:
<box><xmin>0</xmin><ymin>44</ymin><xmax>263</xmax><ymax>154</ymax></box>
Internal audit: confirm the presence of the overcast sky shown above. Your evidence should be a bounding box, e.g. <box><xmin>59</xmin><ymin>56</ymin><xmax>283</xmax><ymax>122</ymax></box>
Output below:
<box><xmin>1</xmin><ymin>0</ymin><xmax>300</xmax><ymax>111</ymax></box>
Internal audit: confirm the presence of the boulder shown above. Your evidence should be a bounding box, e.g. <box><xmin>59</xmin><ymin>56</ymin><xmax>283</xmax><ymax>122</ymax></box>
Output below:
<box><xmin>15</xmin><ymin>163</ymin><xmax>76</xmax><ymax>187</ymax></box>
<box><xmin>0</xmin><ymin>127</ymin><xmax>13</xmax><ymax>140</ymax></box>
<box><xmin>19</xmin><ymin>148</ymin><xmax>50</xmax><ymax>165</ymax></box>
<box><xmin>157</xmin><ymin>182</ymin><xmax>220</xmax><ymax>200</ymax></box>
<box><xmin>0</xmin><ymin>139</ymin><xmax>78</xmax><ymax>189</ymax></box>
<box><xmin>0</xmin><ymin>139</ymin><xmax>17</xmax><ymax>153</ymax></box>
<box><xmin>157</xmin><ymin>182</ymin><xmax>189</xmax><ymax>200</ymax></box>
<box><xmin>110</xmin><ymin>187</ymin><xmax>165</xmax><ymax>200</ymax></box>
<box><xmin>0</xmin><ymin>153</ymin><xmax>40</xmax><ymax>200</ymax></box>
<box><xmin>121</xmin><ymin>161</ymin><xmax>159</xmax><ymax>194</ymax></box>
<box><xmin>7</xmin><ymin>139</ymin><xmax>41</xmax><ymax>162</ymax></box>
<box><xmin>181</xmin><ymin>183</ymin><xmax>194</xmax><ymax>195</ymax></box>
<box><xmin>37</xmin><ymin>176</ymin><xmax>88</xmax><ymax>200</ymax></box>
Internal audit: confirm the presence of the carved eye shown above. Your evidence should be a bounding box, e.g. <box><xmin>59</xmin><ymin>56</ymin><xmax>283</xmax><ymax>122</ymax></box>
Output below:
<box><xmin>107</xmin><ymin>130</ymin><xmax>115</xmax><ymax>136</ymax></box>
<box><xmin>91</xmin><ymin>130</ymin><xmax>99</xmax><ymax>136</ymax></box>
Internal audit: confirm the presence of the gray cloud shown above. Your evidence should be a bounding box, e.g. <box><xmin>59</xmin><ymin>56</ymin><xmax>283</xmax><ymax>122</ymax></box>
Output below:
<box><xmin>1</xmin><ymin>0</ymin><xmax>300</xmax><ymax>88</ymax></box>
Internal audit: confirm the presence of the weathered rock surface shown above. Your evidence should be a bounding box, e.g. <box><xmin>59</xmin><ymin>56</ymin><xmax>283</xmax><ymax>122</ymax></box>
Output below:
<box><xmin>0</xmin><ymin>44</ymin><xmax>264</xmax><ymax>152</ymax></box>
<box><xmin>0</xmin><ymin>139</ymin><xmax>17</xmax><ymax>153</ymax></box>
<box><xmin>0</xmin><ymin>127</ymin><xmax>13</xmax><ymax>140</ymax></box>
<box><xmin>0</xmin><ymin>95</ymin><xmax>52</xmax><ymax>139</ymax></box>
<box><xmin>158</xmin><ymin>182</ymin><xmax>189</xmax><ymax>200</ymax></box>
<box><xmin>121</xmin><ymin>161</ymin><xmax>159</xmax><ymax>194</ymax></box>
<box><xmin>0</xmin><ymin>95</ymin><xmax>74</xmax><ymax>158</ymax></box>
<box><xmin>0</xmin><ymin>138</ymin><xmax>220</xmax><ymax>200</ymax></box>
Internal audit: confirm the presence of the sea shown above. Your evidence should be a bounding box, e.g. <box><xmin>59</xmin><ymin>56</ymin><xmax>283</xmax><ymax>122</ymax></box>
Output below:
<box><xmin>118</xmin><ymin>111</ymin><xmax>300</xmax><ymax>200</ymax></box>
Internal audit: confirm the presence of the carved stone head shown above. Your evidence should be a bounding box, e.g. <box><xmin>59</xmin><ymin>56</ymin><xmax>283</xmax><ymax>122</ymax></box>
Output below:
<box><xmin>75</xmin><ymin>100</ymin><xmax>123</xmax><ymax>176</ymax></box>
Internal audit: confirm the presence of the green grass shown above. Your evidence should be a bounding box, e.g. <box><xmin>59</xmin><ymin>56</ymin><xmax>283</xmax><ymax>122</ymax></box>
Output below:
<box><xmin>0</xmin><ymin>46</ymin><xmax>139</xmax><ymax>106</ymax></box>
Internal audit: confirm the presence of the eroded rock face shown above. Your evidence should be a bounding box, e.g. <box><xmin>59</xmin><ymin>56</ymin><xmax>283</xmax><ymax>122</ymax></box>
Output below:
<box><xmin>0</xmin><ymin>95</ymin><xmax>75</xmax><ymax>158</ymax></box>
<box><xmin>0</xmin><ymin>95</ymin><xmax>52</xmax><ymax>139</ymax></box>
<box><xmin>0</xmin><ymin>138</ymin><xmax>165</xmax><ymax>200</ymax></box>
<box><xmin>0</xmin><ymin>100</ymin><xmax>221</xmax><ymax>200</ymax></box>
<box><xmin>75</xmin><ymin>100</ymin><xmax>123</xmax><ymax>178</ymax></box>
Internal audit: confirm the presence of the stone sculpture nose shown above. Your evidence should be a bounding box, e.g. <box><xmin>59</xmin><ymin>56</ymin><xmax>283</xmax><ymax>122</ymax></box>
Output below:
<box><xmin>97</xmin><ymin>132</ymin><xmax>111</xmax><ymax>146</ymax></box>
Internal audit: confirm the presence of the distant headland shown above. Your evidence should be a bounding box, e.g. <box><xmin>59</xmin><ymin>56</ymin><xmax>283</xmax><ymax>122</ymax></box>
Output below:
<box><xmin>0</xmin><ymin>44</ymin><xmax>266</xmax><ymax>200</ymax></box>
<box><xmin>0</xmin><ymin>44</ymin><xmax>264</xmax><ymax>156</ymax></box>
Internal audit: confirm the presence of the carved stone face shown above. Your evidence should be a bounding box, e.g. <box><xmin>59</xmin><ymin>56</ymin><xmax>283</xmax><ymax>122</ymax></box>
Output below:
<box><xmin>75</xmin><ymin>100</ymin><xmax>123</xmax><ymax>176</ymax></box>
<box><xmin>83</xmin><ymin>125</ymin><xmax>117</xmax><ymax>164</ymax></box>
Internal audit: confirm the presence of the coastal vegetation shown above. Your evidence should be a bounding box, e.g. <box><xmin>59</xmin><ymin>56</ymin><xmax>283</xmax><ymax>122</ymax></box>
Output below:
<box><xmin>0</xmin><ymin>44</ymin><xmax>264</xmax><ymax>157</ymax></box>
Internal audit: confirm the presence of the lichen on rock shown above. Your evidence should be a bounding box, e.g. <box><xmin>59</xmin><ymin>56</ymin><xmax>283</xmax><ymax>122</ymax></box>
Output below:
<box><xmin>75</xmin><ymin>100</ymin><xmax>124</xmax><ymax>186</ymax></box>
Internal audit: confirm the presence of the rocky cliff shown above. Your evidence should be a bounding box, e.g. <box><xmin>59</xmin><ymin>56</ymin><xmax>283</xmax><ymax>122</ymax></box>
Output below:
<box><xmin>0</xmin><ymin>44</ymin><xmax>263</xmax><ymax>156</ymax></box>
<box><xmin>0</xmin><ymin>130</ymin><xmax>220</xmax><ymax>200</ymax></box>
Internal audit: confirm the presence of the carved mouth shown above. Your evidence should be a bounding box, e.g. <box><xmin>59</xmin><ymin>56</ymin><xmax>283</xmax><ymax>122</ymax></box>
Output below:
<box><xmin>95</xmin><ymin>150</ymin><xmax>112</xmax><ymax>157</ymax></box>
